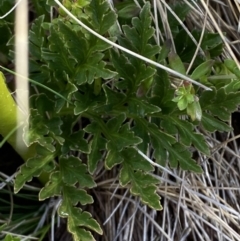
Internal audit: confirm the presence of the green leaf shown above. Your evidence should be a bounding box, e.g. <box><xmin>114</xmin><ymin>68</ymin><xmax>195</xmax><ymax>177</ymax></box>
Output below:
<box><xmin>106</xmin><ymin>113</ymin><xmax>126</xmax><ymax>133</ymax></box>
<box><xmin>3</xmin><ymin>234</ymin><xmax>21</xmax><ymax>241</ymax></box>
<box><xmin>58</xmin><ymin>20</ymin><xmax>88</xmax><ymax>67</ymax></box>
<box><xmin>122</xmin><ymin>148</ymin><xmax>154</xmax><ymax>173</ymax></box>
<box><xmin>88</xmin><ymin>0</ymin><xmax>117</xmax><ymax>34</ymax></box>
<box><xmin>93</xmin><ymin>78</ymin><xmax>102</xmax><ymax>95</ymax></box>
<box><xmin>224</xmin><ymin>80</ymin><xmax>240</xmax><ymax>94</ymax></box>
<box><xmin>120</xmin><ymin>2</ymin><xmax>160</xmax><ymax>58</ymax></box>
<box><xmin>177</xmin><ymin>97</ymin><xmax>188</xmax><ymax>110</ymax></box>
<box><xmin>75</xmin><ymin>53</ymin><xmax>116</xmax><ymax>84</ymax></box>
<box><xmin>42</xmin><ymin>19</ymin><xmax>116</xmax><ymax>87</ymax></box>
<box><xmin>33</xmin><ymin>93</ymin><xmax>54</xmax><ymax>114</ymax></box>
<box><xmin>132</xmin><ymin>120</ymin><xmax>150</xmax><ymax>153</ymax></box>
<box><xmin>162</xmin><ymin>117</ymin><xmax>210</xmax><ymax>155</ymax></box>
<box><xmin>105</xmin><ymin>147</ymin><xmax>124</xmax><ymax>169</ymax></box>
<box><xmin>151</xmin><ymin>69</ymin><xmax>174</xmax><ymax>112</ymax></box>
<box><xmin>54</xmin><ymin>78</ymin><xmax>78</xmax><ymax>112</ymax></box>
<box><xmin>103</xmin><ymin>85</ymin><xmax>126</xmax><ymax>107</ymax></box>
<box><xmin>68</xmin><ymin>226</ymin><xmax>96</xmax><ymax>241</ymax></box>
<box><xmin>200</xmin><ymin>88</ymin><xmax>240</xmax><ymax>121</ymax></box>
<box><xmin>136</xmin><ymin>120</ymin><xmax>202</xmax><ymax>172</ymax></box>
<box><xmin>168</xmin><ymin>52</ymin><xmax>186</xmax><ymax>75</ymax></box>
<box><xmin>110</xmin><ymin>50</ymin><xmax>135</xmax><ymax>85</ymax></box>
<box><xmin>14</xmin><ymin>146</ymin><xmax>55</xmax><ymax>193</ymax></box>
<box><xmin>187</xmin><ymin>99</ymin><xmax>202</xmax><ymax>121</ymax></box>
<box><xmin>73</xmin><ymin>94</ymin><xmax>90</xmax><ymax>115</ymax></box>
<box><xmin>125</xmin><ymin>170</ymin><xmax>162</xmax><ymax>210</ymax></box>
<box><xmin>62</xmin><ymin>130</ymin><xmax>89</xmax><ymax>154</ymax></box>
<box><xmin>105</xmin><ymin>117</ymin><xmax>142</xmax><ymax>169</ymax></box>
<box><xmin>169</xmin><ymin>143</ymin><xmax>202</xmax><ymax>173</ymax></box>
<box><xmin>58</xmin><ymin>198</ymin><xmax>103</xmax><ymax>240</ymax></box>
<box><xmin>84</xmin><ymin>122</ymin><xmax>107</xmax><ymax>174</ymax></box>
<box><xmin>29</xmin><ymin>15</ymin><xmax>45</xmax><ymax>59</ymax></box>
<box><xmin>191</xmin><ymin>60</ymin><xmax>214</xmax><ymax>80</ymax></box>
<box><xmin>41</xmin><ymin>22</ymin><xmax>76</xmax><ymax>79</ymax></box>
<box><xmin>107</xmin><ymin>122</ymin><xmax>142</xmax><ymax>151</ymax></box>
<box><xmin>173</xmin><ymin>85</ymin><xmax>195</xmax><ymax>112</ymax></box>
<box><xmin>39</xmin><ymin>171</ymin><xmax>62</xmax><ymax>200</ymax></box>
<box><xmin>0</xmin><ymin>223</ymin><xmax>7</xmax><ymax>234</ymax></box>
<box><xmin>67</xmin><ymin>207</ymin><xmax>103</xmax><ymax>235</ymax></box>
<box><xmin>141</xmin><ymin>121</ymin><xmax>175</xmax><ymax>165</ymax></box>
<box><xmin>118</xmin><ymin>148</ymin><xmax>161</xmax><ymax>210</ymax></box>
<box><xmin>117</xmin><ymin>2</ymin><xmax>140</xmax><ymax>19</ymax></box>
<box><xmin>63</xmin><ymin>186</ymin><xmax>93</xmax><ymax>206</ymax></box>
<box><xmin>132</xmin><ymin>183</ymin><xmax>161</xmax><ymax>209</ymax></box>
<box><xmin>128</xmin><ymin>97</ymin><xmax>161</xmax><ymax>117</ymax></box>
<box><xmin>135</xmin><ymin>65</ymin><xmax>156</xmax><ymax>86</ymax></box>
<box><xmin>201</xmin><ymin>112</ymin><xmax>232</xmax><ymax>132</ymax></box>
<box><xmin>200</xmin><ymin>32</ymin><xmax>223</xmax><ymax>50</ymax></box>
<box><xmin>59</xmin><ymin>156</ymin><xmax>96</xmax><ymax>188</ymax></box>
<box><xmin>152</xmin><ymin>133</ymin><xmax>175</xmax><ymax>165</ymax></box>
<box><xmin>46</xmin><ymin>117</ymin><xmax>63</xmax><ymax>136</ymax></box>
<box><xmin>23</xmin><ymin>109</ymin><xmax>56</xmax><ymax>152</ymax></box>
<box><xmin>59</xmin><ymin>201</ymin><xmax>102</xmax><ymax>235</ymax></box>
<box><xmin>224</xmin><ymin>59</ymin><xmax>240</xmax><ymax>79</ymax></box>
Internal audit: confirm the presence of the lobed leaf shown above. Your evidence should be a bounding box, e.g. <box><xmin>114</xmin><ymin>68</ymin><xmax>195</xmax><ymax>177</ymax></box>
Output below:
<box><xmin>128</xmin><ymin>97</ymin><xmax>161</xmax><ymax>117</ymax></box>
<box><xmin>121</xmin><ymin>2</ymin><xmax>160</xmax><ymax>58</ymax></box>
<box><xmin>136</xmin><ymin>120</ymin><xmax>202</xmax><ymax>172</ymax></box>
<box><xmin>14</xmin><ymin>146</ymin><xmax>55</xmax><ymax>193</ymax></box>
<box><xmin>59</xmin><ymin>156</ymin><xmax>96</xmax><ymax>188</ymax></box>
<box><xmin>62</xmin><ymin>130</ymin><xmax>89</xmax><ymax>154</ymax></box>
<box><xmin>88</xmin><ymin>0</ymin><xmax>117</xmax><ymax>34</ymax></box>
<box><xmin>120</xmin><ymin>167</ymin><xmax>162</xmax><ymax>210</ymax></box>
<box><xmin>63</xmin><ymin>186</ymin><xmax>93</xmax><ymax>206</ymax></box>
<box><xmin>106</xmin><ymin>122</ymin><xmax>142</xmax><ymax>152</ymax></box>
<box><xmin>39</xmin><ymin>171</ymin><xmax>62</xmax><ymax>200</ymax></box>
<box><xmin>29</xmin><ymin>15</ymin><xmax>45</xmax><ymax>59</ymax></box>
<box><xmin>84</xmin><ymin>122</ymin><xmax>107</xmax><ymax>174</ymax></box>
<box><xmin>201</xmin><ymin>113</ymin><xmax>232</xmax><ymax>133</ymax></box>
<box><xmin>161</xmin><ymin>117</ymin><xmax>210</xmax><ymax>155</ymax></box>
<box><xmin>122</xmin><ymin>148</ymin><xmax>154</xmax><ymax>174</ymax></box>
<box><xmin>23</xmin><ymin>109</ymin><xmax>61</xmax><ymax>152</ymax></box>
<box><xmin>59</xmin><ymin>202</ymin><xmax>103</xmax><ymax>239</ymax></box>
<box><xmin>200</xmin><ymin>88</ymin><xmax>240</xmax><ymax>121</ymax></box>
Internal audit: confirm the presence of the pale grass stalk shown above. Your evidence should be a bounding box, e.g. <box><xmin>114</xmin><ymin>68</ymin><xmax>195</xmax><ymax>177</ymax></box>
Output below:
<box><xmin>0</xmin><ymin>0</ymin><xmax>29</xmax><ymax>151</ymax></box>
<box><xmin>51</xmin><ymin>198</ymin><xmax>62</xmax><ymax>241</ymax></box>
<box><xmin>103</xmin><ymin>189</ymin><xmax>128</xmax><ymax>225</ymax></box>
<box><xmin>15</xmin><ymin>0</ymin><xmax>29</xmax><ymax>149</ymax></box>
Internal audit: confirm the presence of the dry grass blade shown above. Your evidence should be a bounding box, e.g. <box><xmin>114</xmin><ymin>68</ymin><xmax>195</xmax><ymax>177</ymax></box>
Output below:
<box><xmin>15</xmin><ymin>0</ymin><xmax>29</xmax><ymax>149</ymax></box>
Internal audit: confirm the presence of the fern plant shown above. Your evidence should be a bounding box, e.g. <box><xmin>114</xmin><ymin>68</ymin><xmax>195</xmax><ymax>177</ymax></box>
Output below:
<box><xmin>1</xmin><ymin>0</ymin><xmax>240</xmax><ymax>240</ymax></box>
